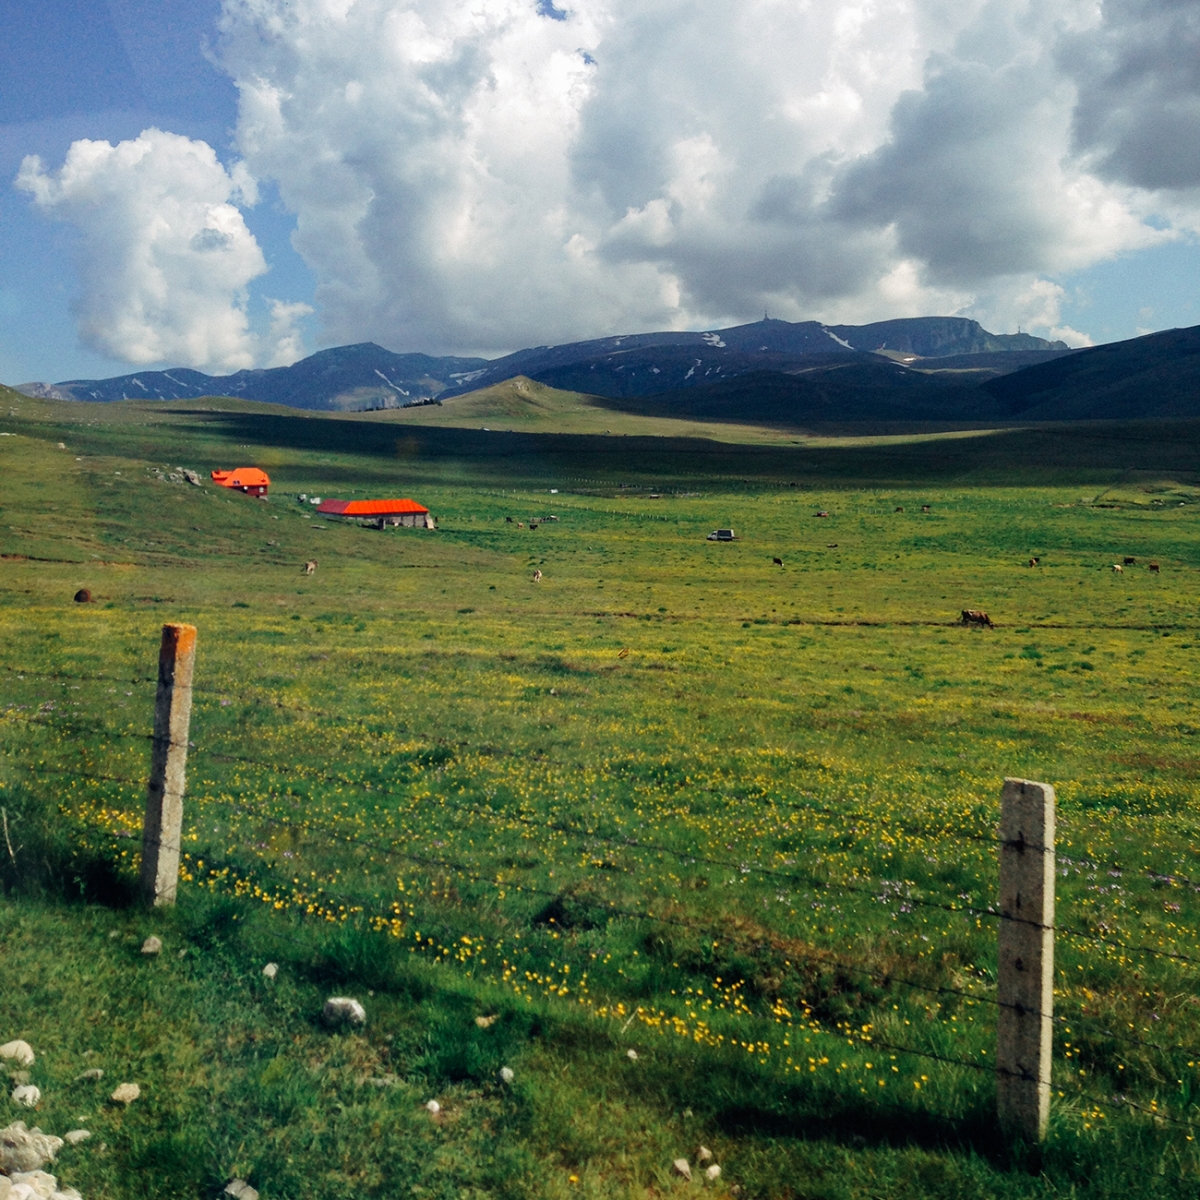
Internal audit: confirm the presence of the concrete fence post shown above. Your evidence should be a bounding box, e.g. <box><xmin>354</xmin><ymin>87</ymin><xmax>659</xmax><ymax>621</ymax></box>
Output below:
<box><xmin>140</xmin><ymin>623</ymin><xmax>197</xmax><ymax>906</ymax></box>
<box><xmin>997</xmin><ymin>777</ymin><xmax>1056</xmax><ymax>1142</ymax></box>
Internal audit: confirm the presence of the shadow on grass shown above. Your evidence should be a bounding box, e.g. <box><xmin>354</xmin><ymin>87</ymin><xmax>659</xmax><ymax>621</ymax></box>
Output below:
<box><xmin>165</xmin><ymin>408</ymin><xmax>1200</xmax><ymax>488</ymax></box>
<box><xmin>0</xmin><ymin>782</ymin><xmax>140</xmax><ymax>908</ymax></box>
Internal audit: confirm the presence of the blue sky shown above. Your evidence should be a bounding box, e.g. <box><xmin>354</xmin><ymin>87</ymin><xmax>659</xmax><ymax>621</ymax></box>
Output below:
<box><xmin>1</xmin><ymin>0</ymin><xmax>1197</xmax><ymax>383</ymax></box>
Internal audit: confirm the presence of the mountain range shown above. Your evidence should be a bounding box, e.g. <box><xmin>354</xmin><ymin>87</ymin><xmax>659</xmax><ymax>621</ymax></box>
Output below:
<box><xmin>12</xmin><ymin>316</ymin><xmax>1200</xmax><ymax>427</ymax></box>
<box><xmin>14</xmin><ymin>316</ymin><xmax>1066</xmax><ymax>410</ymax></box>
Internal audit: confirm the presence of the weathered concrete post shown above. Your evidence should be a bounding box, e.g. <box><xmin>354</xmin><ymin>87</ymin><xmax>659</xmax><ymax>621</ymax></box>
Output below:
<box><xmin>997</xmin><ymin>777</ymin><xmax>1056</xmax><ymax>1142</ymax></box>
<box><xmin>140</xmin><ymin>623</ymin><xmax>197</xmax><ymax>906</ymax></box>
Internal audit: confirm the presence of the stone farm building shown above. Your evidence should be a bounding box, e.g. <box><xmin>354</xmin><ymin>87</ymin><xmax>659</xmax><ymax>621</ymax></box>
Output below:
<box><xmin>316</xmin><ymin>498</ymin><xmax>435</xmax><ymax>528</ymax></box>
<box><xmin>211</xmin><ymin>467</ymin><xmax>270</xmax><ymax>496</ymax></box>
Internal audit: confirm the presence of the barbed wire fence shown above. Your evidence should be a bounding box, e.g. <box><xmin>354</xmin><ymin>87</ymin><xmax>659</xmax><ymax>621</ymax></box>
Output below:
<box><xmin>4</xmin><ymin>629</ymin><xmax>1200</xmax><ymax>1153</ymax></box>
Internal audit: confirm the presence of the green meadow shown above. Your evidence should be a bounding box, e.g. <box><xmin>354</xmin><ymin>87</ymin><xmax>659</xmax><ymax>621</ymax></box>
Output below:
<box><xmin>4</xmin><ymin>387</ymin><xmax>1200</xmax><ymax>1198</ymax></box>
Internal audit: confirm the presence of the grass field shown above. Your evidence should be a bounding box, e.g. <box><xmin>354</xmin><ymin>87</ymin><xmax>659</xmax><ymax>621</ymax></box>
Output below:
<box><xmin>4</xmin><ymin>387</ymin><xmax>1200</xmax><ymax>1198</ymax></box>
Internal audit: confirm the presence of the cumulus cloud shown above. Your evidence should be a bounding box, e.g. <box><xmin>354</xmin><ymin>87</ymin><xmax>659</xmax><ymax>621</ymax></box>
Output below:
<box><xmin>16</xmin><ymin>129</ymin><xmax>277</xmax><ymax>371</ymax></box>
<box><xmin>1062</xmin><ymin>0</ymin><xmax>1200</xmax><ymax>193</ymax></box>
<box><xmin>22</xmin><ymin>1</ymin><xmax>1194</xmax><ymax>365</ymax></box>
<box><xmin>209</xmin><ymin>0</ymin><xmax>1187</xmax><ymax>354</ymax></box>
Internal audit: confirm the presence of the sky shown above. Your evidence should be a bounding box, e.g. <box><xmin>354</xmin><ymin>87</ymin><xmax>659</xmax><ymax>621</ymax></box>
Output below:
<box><xmin>1</xmin><ymin>0</ymin><xmax>1198</xmax><ymax>384</ymax></box>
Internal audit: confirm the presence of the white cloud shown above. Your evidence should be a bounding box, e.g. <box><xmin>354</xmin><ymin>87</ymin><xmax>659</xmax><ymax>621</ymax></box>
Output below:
<box><xmin>210</xmin><ymin>0</ymin><xmax>1187</xmax><ymax>353</ymax></box>
<box><xmin>21</xmin><ymin>1</ymin><xmax>1196</xmax><ymax>367</ymax></box>
<box><xmin>15</xmin><ymin>128</ymin><xmax>274</xmax><ymax>371</ymax></box>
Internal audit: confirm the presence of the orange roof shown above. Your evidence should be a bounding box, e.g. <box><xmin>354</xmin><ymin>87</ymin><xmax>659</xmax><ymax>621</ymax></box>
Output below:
<box><xmin>211</xmin><ymin>467</ymin><xmax>270</xmax><ymax>488</ymax></box>
<box><xmin>316</xmin><ymin>498</ymin><xmax>428</xmax><ymax>516</ymax></box>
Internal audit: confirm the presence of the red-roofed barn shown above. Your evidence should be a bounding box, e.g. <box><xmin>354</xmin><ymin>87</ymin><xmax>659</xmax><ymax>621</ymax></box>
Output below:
<box><xmin>211</xmin><ymin>467</ymin><xmax>270</xmax><ymax>496</ymax></box>
<box><xmin>316</xmin><ymin>497</ymin><xmax>434</xmax><ymax>529</ymax></box>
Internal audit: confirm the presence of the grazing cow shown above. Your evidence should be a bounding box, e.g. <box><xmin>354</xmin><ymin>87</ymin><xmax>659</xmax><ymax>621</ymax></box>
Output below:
<box><xmin>530</xmin><ymin>523</ymin><xmax>538</xmax><ymax>530</ymax></box>
<box><xmin>921</xmin><ymin>505</ymin><xmax>931</xmax><ymax>513</ymax></box>
<box><xmin>304</xmin><ymin>560</ymin><xmax>316</xmax><ymax>576</ymax></box>
<box><xmin>532</xmin><ymin>569</ymin><xmax>542</xmax><ymax>582</ymax></box>
<box><xmin>961</xmin><ymin>609</ymin><xmax>994</xmax><ymax>628</ymax></box>
<box><xmin>1149</xmin><ymin>561</ymin><xmax>1161</xmax><ymax>574</ymax></box>
<box><xmin>506</xmin><ymin>516</ymin><xmax>513</xmax><ymax>523</ymax></box>
<box><xmin>1123</xmin><ymin>556</ymin><xmax>1135</xmax><ymax>565</ymax></box>
<box><xmin>815</xmin><ymin>510</ymin><xmax>829</xmax><ymax>518</ymax></box>
<box><xmin>827</xmin><ymin>543</ymin><xmax>838</xmax><ymax>548</ymax></box>
<box><xmin>895</xmin><ymin>506</ymin><xmax>904</xmax><ymax>513</ymax></box>
<box><xmin>1028</xmin><ymin>557</ymin><xmax>1040</xmax><ymax>567</ymax></box>
<box><xmin>73</xmin><ymin>588</ymin><xmax>92</xmax><ymax>603</ymax></box>
<box><xmin>517</xmin><ymin>522</ymin><xmax>525</xmax><ymax>528</ymax></box>
<box><xmin>773</xmin><ymin>557</ymin><xmax>783</xmax><ymax>567</ymax></box>
<box><xmin>1111</xmin><ymin>563</ymin><xmax>1123</xmax><ymax>573</ymax></box>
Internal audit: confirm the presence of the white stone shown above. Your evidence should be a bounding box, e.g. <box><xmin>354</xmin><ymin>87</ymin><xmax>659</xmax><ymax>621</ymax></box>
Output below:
<box><xmin>0</xmin><ymin>1123</ymin><xmax>63</xmax><ymax>1173</ymax></box>
<box><xmin>425</xmin><ymin>1100</ymin><xmax>440</xmax><ymax>1114</ymax></box>
<box><xmin>0</xmin><ymin>1178</ymin><xmax>11</xmax><ymax>1200</ymax></box>
<box><xmin>8</xmin><ymin>1185</ymin><xmax>34</xmax><ymax>1200</ymax></box>
<box><xmin>322</xmin><ymin>997</ymin><xmax>365</xmax><ymax>1027</ymax></box>
<box><xmin>697</xmin><ymin>1146</ymin><xmax>712</xmax><ymax>1162</ymax></box>
<box><xmin>0</xmin><ymin>1042</ymin><xmax>34</xmax><ymax>1068</ymax></box>
<box><xmin>110</xmin><ymin>1082</ymin><xmax>140</xmax><ymax>1104</ymax></box>
<box><xmin>141</xmin><ymin>936</ymin><xmax>162</xmax><ymax>956</ymax></box>
<box><xmin>262</xmin><ymin>963</ymin><xmax>278</xmax><ymax>980</ymax></box>
<box><xmin>63</xmin><ymin>1131</ymin><xmax>91</xmax><ymax>1146</ymax></box>
<box><xmin>224</xmin><ymin>1180</ymin><xmax>259</xmax><ymax>1200</ymax></box>
<box><xmin>52</xmin><ymin>1190</ymin><xmax>83</xmax><ymax>1200</ymax></box>
<box><xmin>74</xmin><ymin>1069</ymin><xmax>103</xmax><ymax>1083</ymax></box>
<box><xmin>499</xmin><ymin>1067</ymin><xmax>514</xmax><ymax>1084</ymax></box>
<box><xmin>626</xmin><ymin>1049</ymin><xmax>638</xmax><ymax>1061</ymax></box>
<box><xmin>705</xmin><ymin>1165</ymin><xmax>721</xmax><ymax>1181</ymax></box>
<box><xmin>673</xmin><ymin>1158</ymin><xmax>692</xmax><ymax>1181</ymax></box>
<box><xmin>11</xmin><ymin>1086</ymin><xmax>40</xmax><ymax>1108</ymax></box>
<box><xmin>9</xmin><ymin>1172</ymin><xmax>56</xmax><ymax>1199</ymax></box>
<box><xmin>474</xmin><ymin>1014</ymin><xmax>497</xmax><ymax>1029</ymax></box>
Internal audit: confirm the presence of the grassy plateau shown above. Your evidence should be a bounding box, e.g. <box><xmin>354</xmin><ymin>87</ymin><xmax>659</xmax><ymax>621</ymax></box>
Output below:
<box><xmin>3</xmin><ymin>387</ymin><xmax>1200</xmax><ymax>1198</ymax></box>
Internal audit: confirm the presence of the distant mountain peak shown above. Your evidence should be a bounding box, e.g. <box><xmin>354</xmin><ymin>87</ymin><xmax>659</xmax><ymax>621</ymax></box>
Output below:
<box><xmin>11</xmin><ymin>315</ymin><xmax>1067</xmax><ymax>411</ymax></box>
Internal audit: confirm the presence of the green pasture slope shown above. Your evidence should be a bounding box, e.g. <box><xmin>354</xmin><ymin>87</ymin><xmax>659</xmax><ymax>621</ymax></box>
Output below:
<box><xmin>4</xmin><ymin>388</ymin><xmax>1200</xmax><ymax>1198</ymax></box>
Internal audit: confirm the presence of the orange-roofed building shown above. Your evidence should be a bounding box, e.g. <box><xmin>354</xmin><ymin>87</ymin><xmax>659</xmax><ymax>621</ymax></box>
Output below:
<box><xmin>211</xmin><ymin>467</ymin><xmax>270</xmax><ymax>496</ymax></box>
<box><xmin>316</xmin><ymin>497</ymin><xmax>434</xmax><ymax>529</ymax></box>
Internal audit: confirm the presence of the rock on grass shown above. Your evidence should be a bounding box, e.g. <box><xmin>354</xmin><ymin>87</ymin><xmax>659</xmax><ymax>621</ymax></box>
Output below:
<box><xmin>0</xmin><ymin>1042</ymin><xmax>34</xmax><ymax>1068</ymax></box>
<box><xmin>0</xmin><ymin>1123</ymin><xmax>63</xmax><ymax>1173</ymax></box>
<box><xmin>109</xmin><ymin>1083</ymin><xmax>139</xmax><ymax>1105</ymax></box>
<box><xmin>322</xmin><ymin>997</ymin><xmax>366</xmax><ymax>1027</ymax></box>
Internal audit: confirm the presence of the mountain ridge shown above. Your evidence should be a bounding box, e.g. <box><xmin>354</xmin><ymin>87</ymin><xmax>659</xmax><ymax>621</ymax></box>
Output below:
<box><xmin>11</xmin><ymin>316</ymin><xmax>1066</xmax><ymax>412</ymax></box>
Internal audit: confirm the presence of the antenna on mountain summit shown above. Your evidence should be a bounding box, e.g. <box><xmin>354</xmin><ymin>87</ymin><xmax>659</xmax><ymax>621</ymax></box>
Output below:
<box><xmin>764</xmin><ymin>310</ymin><xmax>769</xmax><ymax>321</ymax></box>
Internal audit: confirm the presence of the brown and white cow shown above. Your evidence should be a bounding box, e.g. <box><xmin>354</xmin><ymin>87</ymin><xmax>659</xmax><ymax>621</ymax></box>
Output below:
<box><xmin>961</xmin><ymin>609</ymin><xmax>994</xmax><ymax>628</ymax></box>
<box><xmin>304</xmin><ymin>560</ymin><xmax>316</xmax><ymax>576</ymax></box>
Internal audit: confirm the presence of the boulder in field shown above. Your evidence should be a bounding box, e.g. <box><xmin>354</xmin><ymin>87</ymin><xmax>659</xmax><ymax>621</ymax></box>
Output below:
<box><xmin>0</xmin><ymin>1122</ymin><xmax>63</xmax><ymax>1173</ymax></box>
<box><xmin>0</xmin><ymin>1042</ymin><xmax>35</xmax><ymax>1068</ymax></box>
<box><xmin>11</xmin><ymin>1086</ymin><xmax>41</xmax><ymax>1108</ymax></box>
<box><xmin>9</xmin><ymin>1170</ymin><xmax>59</xmax><ymax>1199</ymax></box>
<box><xmin>109</xmin><ymin>1083</ymin><xmax>140</xmax><ymax>1105</ymax></box>
<box><xmin>322</xmin><ymin>997</ymin><xmax>366</xmax><ymax>1027</ymax></box>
